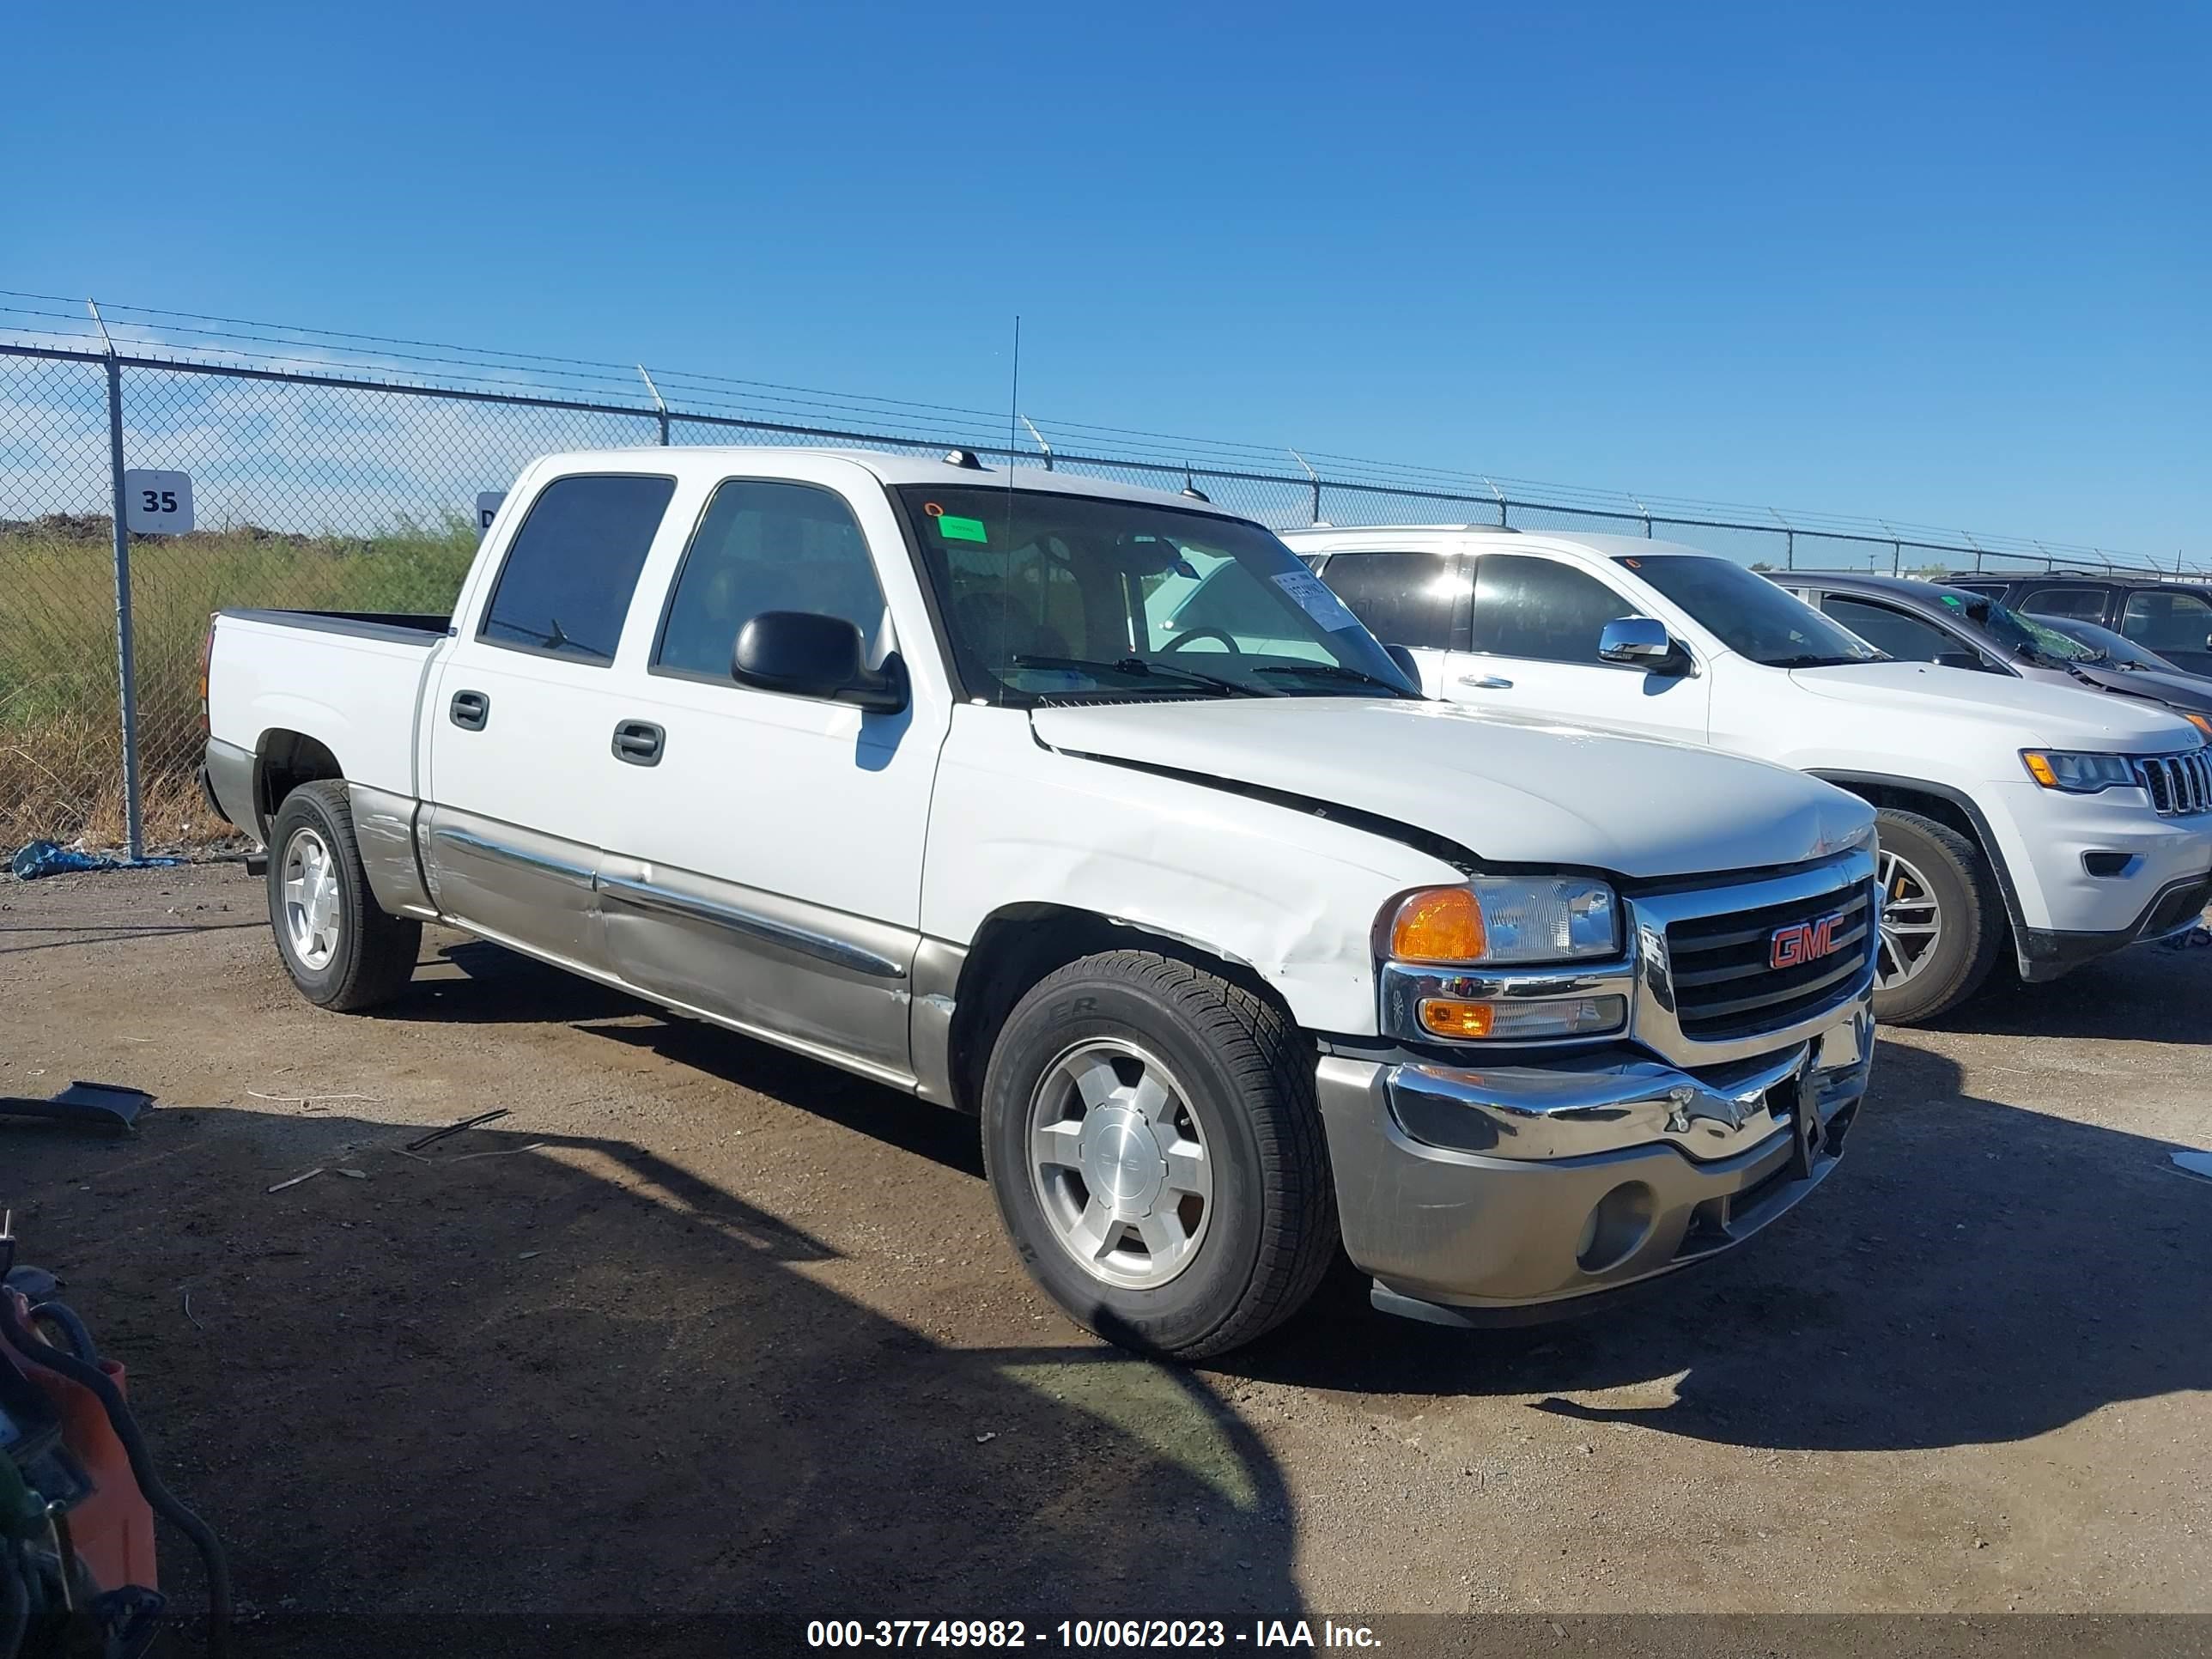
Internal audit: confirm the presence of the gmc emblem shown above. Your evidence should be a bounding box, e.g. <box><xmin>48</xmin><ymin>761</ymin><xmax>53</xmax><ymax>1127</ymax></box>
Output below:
<box><xmin>1771</xmin><ymin>909</ymin><xmax>1848</xmax><ymax>970</ymax></box>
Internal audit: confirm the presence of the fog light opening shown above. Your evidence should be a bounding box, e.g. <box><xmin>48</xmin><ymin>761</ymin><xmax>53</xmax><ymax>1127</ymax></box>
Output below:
<box><xmin>1575</xmin><ymin>1182</ymin><xmax>1656</xmax><ymax>1274</ymax></box>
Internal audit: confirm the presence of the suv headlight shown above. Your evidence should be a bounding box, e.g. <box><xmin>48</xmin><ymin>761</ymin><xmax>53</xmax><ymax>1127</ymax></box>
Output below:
<box><xmin>1386</xmin><ymin>876</ymin><xmax>1620</xmax><ymax>965</ymax></box>
<box><xmin>2021</xmin><ymin>750</ymin><xmax>2136</xmax><ymax>793</ymax></box>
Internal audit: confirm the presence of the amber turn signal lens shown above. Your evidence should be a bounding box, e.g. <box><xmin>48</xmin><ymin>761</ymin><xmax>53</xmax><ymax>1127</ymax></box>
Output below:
<box><xmin>1389</xmin><ymin>886</ymin><xmax>1487</xmax><ymax>963</ymax></box>
<box><xmin>2186</xmin><ymin>713</ymin><xmax>2212</xmax><ymax>739</ymax></box>
<box><xmin>2022</xmin><ymin>752</ymin><xmax>2059</xmax><ymax>787</ymax></box>
<box><xmin>1418</xmin><ymin>998</ymin><xmax>1495</xmax><ymax>1039</ymax></box>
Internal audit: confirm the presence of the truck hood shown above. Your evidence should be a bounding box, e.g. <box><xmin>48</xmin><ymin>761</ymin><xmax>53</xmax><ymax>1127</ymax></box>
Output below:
<box><xmin>1030</xmin><ymin>697</ymin><xmax>1871</xmax><ymax>880</ymax></box>
<box><xmin>1789</xmin><ymin>660</ymin><xmax>2203</xmax><ymax>750</ymax></box>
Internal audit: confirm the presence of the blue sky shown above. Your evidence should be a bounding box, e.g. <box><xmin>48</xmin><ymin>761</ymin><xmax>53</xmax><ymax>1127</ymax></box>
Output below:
<box><xmin>6</xmin><ymin>1</ymin><xmax>2207</xmax><ymax>556</ymax></box>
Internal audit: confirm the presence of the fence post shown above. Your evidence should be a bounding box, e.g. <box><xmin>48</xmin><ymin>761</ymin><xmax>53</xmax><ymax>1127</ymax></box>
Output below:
<box><xmin>1290</xmin><ymin>450</ymin><xmax>1319</xmax><ymax>524</ymax></box>
<box><xmin>102</xmin><ymin>353</ymin><xmax>146</xmax><ymax>860</ymax></box>
<box><xmin>1024</xmin><ymin>416</ymin><xmax>1054</xmax><ymax>471</ymax></box>
<box><xmin>636</xmin><ymin>364</ymin><xmax>671</xmax><ymax>446</ymax></box>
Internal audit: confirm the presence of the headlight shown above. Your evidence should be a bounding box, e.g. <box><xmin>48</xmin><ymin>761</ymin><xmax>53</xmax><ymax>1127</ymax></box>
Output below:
<box><xmin>2021</xmin><ymin>750</ymin><xmax>2136</xmax><ymax>793</ymax></box>
<box><xmin>2184</xmin><ymin>713</ymin><xmax>2212</xmax><ymax>742</ymax></box>
<box><xmin>1387</xmin><ymin>876</ymin><xmax>1620</xmax><ymax>965</ymax></box>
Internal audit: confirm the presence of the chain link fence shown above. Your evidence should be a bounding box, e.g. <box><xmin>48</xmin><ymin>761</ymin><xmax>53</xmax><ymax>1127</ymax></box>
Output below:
<box><xmin>3</xmin><ymin>328</ymin><xmax>2199</xmax><ymax>854</ymax></box>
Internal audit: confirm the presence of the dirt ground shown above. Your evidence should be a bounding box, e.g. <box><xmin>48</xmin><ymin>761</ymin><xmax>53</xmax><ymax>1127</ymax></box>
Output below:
<box><xmin>2</xmin><ymin>864</ymin><xmax>2208</xmax><ymax>1653</ymax></box>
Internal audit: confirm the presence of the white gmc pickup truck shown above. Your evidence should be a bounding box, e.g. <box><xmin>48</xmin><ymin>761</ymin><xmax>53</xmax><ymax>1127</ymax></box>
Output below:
<box><xmin>1286</xmin><ymin>528</ymin><xmax>2212</xmax><ymax>1024</ymax></box>
<box><xmin>203</xmin><ymin>447</ymin><xmax>1880</xmax><ymax>1356</ymax></box>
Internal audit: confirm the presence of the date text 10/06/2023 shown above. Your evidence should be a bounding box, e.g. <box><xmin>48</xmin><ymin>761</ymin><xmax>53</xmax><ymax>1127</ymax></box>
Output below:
<box><xmin>805</xmin><ymin>1619</ymin><xmax>1382</xmax><ymax>1649</ymax></box>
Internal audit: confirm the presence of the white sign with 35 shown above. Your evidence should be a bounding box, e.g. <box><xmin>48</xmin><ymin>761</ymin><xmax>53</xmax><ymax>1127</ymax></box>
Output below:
<box><xmin>123</xmin><ymin>470</ymin><xmax>194</xmax><ymax>535</ymax></box>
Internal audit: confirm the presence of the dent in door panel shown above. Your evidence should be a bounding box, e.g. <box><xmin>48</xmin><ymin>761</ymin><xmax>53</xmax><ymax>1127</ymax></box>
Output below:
<box><xmin>421</xmin><ymin>805</ymin><xmax>603</xmax><ymax>970</ymax></box>
<box><xmin>347</xmin><ymin>783</ymin><xmax>437</xmax><ymax>920</ymax></box>
<box><xmin>598</xmin><ymin>856</ymin><xmax>916</xmax><ymax>1073</ymax></box>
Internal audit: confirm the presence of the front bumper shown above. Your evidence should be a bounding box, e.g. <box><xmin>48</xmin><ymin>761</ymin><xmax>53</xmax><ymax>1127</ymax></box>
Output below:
<box><xmin>1981</xmin><ymin>779</ymin><xmax>2212</xmax><ymax>970</ymax></box>
<box><xmin>1315</xmin><ymin>997</ymin><xmax>1873</xmax><ymax>1324</ymax></box>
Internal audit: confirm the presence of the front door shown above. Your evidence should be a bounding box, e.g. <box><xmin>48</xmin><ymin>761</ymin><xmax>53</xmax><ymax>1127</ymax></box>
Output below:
<box><xmin>1443</xmin><ymin>550</ymin><xmax>1710</xmax><ymax>742</ymax></box>
<box><xmin>594</xmin><ymin>476</ymin><xmax>945</xmax><ymax>1083</ymax></box>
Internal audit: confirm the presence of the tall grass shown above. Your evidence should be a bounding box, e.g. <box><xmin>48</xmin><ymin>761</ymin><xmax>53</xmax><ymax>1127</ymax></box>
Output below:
<box><xmin>2</xmin><ymin>515</ymin><xmax>477</xmax><ymax>849</ymax></box>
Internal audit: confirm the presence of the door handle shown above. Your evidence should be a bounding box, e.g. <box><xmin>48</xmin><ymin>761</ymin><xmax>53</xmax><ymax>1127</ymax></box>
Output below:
<box><xmin>448</xmin><ymin>690</ymin><xmax>489</xmax><ymax>730</ymax></box>
<box><xmin>611</xmin><ymin>720</ymin><xmax>665</xmax><ymax>767</ymax></box>
<box><xmin>1458</xmin><ymin>674</ymin><xmax>1514</xmax><ymax>690</ymax></box>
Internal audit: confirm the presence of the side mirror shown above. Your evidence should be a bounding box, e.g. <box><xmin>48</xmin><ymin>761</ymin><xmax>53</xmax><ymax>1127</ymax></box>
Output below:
<box><xmin>1598</xmin><ymin>616</ymin><xmax>1690</xmax><ymax>675</ymax></box>
<box><xmin>1382</xmin><ymin>642</ymin><xmax>1425</xmax><ymax>690</ymax></box>
<box><xmin>733</xmin><ymin>611</ymin><xmax>908</xmax><ymax>713</ymax></box>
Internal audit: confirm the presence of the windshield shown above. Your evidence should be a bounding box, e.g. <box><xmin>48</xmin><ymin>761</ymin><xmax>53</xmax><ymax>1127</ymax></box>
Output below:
<box><xmin>1957</xmin><ymin>593</ymin><xmax>2100</xmax><ymax>663</ymax></box>
<box><xmin>1613</xmin><ymin>554</ymin><xmax>1883</xmax><ymax>667</ymax></box>
<box><xmin>896</xmin><ymin>485</ymin><xmax>1418</xmax><ymax>703</ymax></box>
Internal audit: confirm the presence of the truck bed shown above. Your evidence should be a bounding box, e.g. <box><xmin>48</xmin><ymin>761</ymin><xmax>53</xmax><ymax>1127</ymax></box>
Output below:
<box><xmin>208</xmin><ymin>608</ymin><xmax>455</xmax><ymax>803</ymax></box>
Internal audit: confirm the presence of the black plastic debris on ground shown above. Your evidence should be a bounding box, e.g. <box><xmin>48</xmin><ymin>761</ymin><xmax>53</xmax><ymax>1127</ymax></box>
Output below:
<box><xmin>0</xmin><ymin>1080</ymin><xmax>155</xmax><ymax>1133</ymax></box>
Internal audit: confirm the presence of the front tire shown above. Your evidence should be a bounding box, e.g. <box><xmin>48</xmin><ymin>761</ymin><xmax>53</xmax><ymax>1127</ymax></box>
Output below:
<box><xmin>1870</xmin><ymin>807</ymin><xmax>2005</xmax><ymax>1024</ymax></box>
<box><xmin>981</xmin><ymin>951</ymin><xmax>1338</xmax><ymax>1360</ymax></box>
<box><xmin>266</xmin><ymin>781</ymin><xmax>421</xmax><ymax>1012</ymax></box>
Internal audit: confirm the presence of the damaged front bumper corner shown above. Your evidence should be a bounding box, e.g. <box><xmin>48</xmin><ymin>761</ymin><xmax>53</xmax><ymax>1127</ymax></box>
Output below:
<box><xmin>1313</xmin><ymin>999</ymin><xmax>1872</xmax><ymax>1327</ymax></box>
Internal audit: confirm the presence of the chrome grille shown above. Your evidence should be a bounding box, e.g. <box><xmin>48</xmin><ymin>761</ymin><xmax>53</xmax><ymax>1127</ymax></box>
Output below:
<box><xmin>1664</xmin><ymin>882</ymin><xmax>1876</xmax><ymax>1045</ymax></box>
<box><xmin>2134</xmin><ymin>750</ymin><xmax>2212</xmax><ymax>817</ymax></box>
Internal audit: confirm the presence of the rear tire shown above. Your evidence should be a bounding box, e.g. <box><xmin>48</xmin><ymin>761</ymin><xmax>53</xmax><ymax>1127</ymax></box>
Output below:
<box><xmin>1870</xmin><ymin>807</ymin><xmax>2005</xmax><ymax>1024</ymax></box>
<box><xmin>266</xmin><ymin>781</ymin><xmax>421</xmax><ymax>1012</ymax></box>
<box><xmin>981</xmin><ymin>950</ymin><xmax>1339</xmax><ymax>1360</ymax></box>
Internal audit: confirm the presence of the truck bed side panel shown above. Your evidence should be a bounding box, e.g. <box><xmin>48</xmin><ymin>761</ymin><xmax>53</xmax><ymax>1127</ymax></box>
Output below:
<box><xmin>207</xmin><ymin>611</ymin><xmax>443</xmax><ymax>801</ymax></box>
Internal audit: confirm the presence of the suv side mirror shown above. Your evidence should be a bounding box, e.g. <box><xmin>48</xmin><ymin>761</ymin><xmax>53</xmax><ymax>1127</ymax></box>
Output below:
<box><xmin>733</xmin><ymin>611</ymin><xmax>908</xmax><ymax>713</ymax></box>
<box><xmin>1598</xmin><ymin>616</ymin><xmax>1691</xmax><ymax>675</ymax></box>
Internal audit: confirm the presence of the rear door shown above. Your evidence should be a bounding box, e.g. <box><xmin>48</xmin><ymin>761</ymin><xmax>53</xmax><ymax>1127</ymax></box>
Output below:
<box><xmin>1443</xmin><ymin>550</ymin><xmax>1711</xmax><ymax>742</ymax></box>
<box><xmin>1307</xmin><ymin>549</ymin><xmax>1468</xmax><ymax>696</ymax></box>
<box><xmin>422</xmin><ymin>471</ymin><xmax>677</xmax><ymax>975</ymax></box>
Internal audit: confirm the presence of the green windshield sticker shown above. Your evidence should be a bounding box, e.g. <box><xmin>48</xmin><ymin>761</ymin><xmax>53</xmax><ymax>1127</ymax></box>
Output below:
<box><xmin>938</xmin><ymin>514</ymin><xmax>988</xmax><ymax>544</ymax></box>
<box><xmin>1941</xmin><ymin>594</ymin><xmax>1963</xmax><ymax>607</ymax></box>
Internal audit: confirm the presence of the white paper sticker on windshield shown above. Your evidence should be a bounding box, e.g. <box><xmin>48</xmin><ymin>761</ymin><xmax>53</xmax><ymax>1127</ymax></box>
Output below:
<box><xmin>1273</xmin><ymin>568</ymin><xmax>1362</xmax><ymax>632</ymax></box>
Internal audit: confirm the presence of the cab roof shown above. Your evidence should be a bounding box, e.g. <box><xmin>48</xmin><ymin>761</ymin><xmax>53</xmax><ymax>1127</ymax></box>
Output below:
<box><xmin>526</xmin><ymin>445</ymin><xmax>1250</xmax><ymax>519</ymax></box>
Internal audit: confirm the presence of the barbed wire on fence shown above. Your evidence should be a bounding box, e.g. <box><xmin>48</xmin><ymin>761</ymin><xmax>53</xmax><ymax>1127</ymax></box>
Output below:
<box><xmin>2</xmin><ymin>294</ymin><xmax>2204</xmax><ymax>856</ymax></box>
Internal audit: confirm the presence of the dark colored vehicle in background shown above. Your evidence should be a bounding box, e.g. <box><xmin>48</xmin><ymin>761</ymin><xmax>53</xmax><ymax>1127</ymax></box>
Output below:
<box><xmin>2038</xmin><ymin>614</ymin><xmax>2196</xmax><ymax>676</ymax></box>
<box><xmin>1939</xmin><ymin>573</ymin><xmax>2212</xmax><ymax>678</ymax></box>
<box><xmin>1770</xmin><ymin>572</ymin><xmax>2212</xmax><ymax>744</ymax></box>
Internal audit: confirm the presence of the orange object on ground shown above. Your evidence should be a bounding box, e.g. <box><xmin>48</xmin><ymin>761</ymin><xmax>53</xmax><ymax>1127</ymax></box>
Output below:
<box><xmin>12</xmin><ymin>1322</ymin><xmax>160</xmax><ymax>1594</ymax></box>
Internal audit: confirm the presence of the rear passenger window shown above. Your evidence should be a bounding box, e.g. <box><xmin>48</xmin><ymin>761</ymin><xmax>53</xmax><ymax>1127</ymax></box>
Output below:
<box><xmin>655</xmin><ymin>480</ymin><xmax>888</xmax><ymax>678</ymax></box>
<box><xmin>2121</xmin><ymin>590</ymin><xmax>2212</xmax><ymax>654</ymax></box>
<box><xmin>1820</xmin><ymin>598</ymin><xmax>1957</xmax><ymax>663</ymax></box>
<box><xmin>1315</xmin><ymin>552</ymin><xmax>1464</xmax><ymax>650</ymax></box>
<box><xmin>2017</xmin><ymin>586</ymin><xmax>2108</xmax><ymax>623</ymax></box>
<box><xmin>1470</xmin><ymin>553</ymin><xmax>1634</xmax><ymax>663</ymax></box>
<box><xmin>480</xmin><ymin>474</ymin><xmax>675</xmax><ymax>663</ymax></box>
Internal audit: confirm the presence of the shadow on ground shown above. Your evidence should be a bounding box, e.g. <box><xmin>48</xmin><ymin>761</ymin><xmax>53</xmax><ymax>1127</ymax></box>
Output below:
<box><xmin>380</xmin><ymin>937</ymin><xmax>2212</xmax><ymax>1466</ymax></box>
<box><xmin>2</xmin><ymin>1098</ymin><xmax>1297</xmax><ymax>1656</ymax></box>
<box><xmin>1933</xmin><ymin>930</ymin><xmax>2212</xmax><ymax>1044</ymax></box>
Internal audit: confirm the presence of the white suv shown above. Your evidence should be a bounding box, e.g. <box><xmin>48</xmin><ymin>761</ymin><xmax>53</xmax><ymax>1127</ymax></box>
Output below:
<box><xmin>1286</xmin><ymin>527</ymin><xmax>2212</xmax><ymax>1023</ymax></box>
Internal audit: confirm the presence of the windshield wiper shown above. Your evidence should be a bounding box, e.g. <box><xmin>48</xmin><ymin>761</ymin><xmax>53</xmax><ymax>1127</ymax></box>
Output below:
<box><xmin>1010</xmin><ymin>653</ymin><xmax>1261</xmax><ymax>697</ymax></box>
<box><xmin>1251</xmin><ymin>661</ymin><xmax>1420</xmax><ymax>698</ymax></box>
<box><xmin>1766</xmin><ymin>653</ymin><xmax>1880</xmax><ymax>668</ymax></box>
